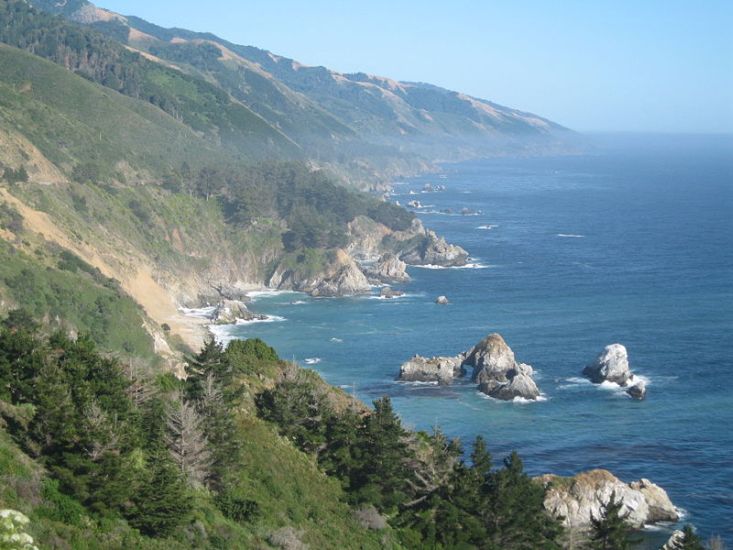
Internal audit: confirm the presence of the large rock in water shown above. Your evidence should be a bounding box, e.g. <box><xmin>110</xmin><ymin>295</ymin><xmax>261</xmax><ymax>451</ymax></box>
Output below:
<box><xmin>537</xmin><ymin>469</ymin><xmax>679</xmax><ymax>529</ymax></box>
<box><xmin>464</xmin><ymin>334</ymin><xmax>541</xmax><ymax>400</ymax></box>
<box><xmin>401</xmin><ymin>229</ymin><xmax>469</xmax><ymax>267</ymax></box>
<box><xmin>211</xmin><ymin>299</ymin><xmax>266</xmax><ymax>324</ymax></box>
<box><xmin>583</xmin><ymin>344</ymin><xmax>633</xmax><ymax>385</ymax></box>
<box><xmin>399</xmin><ymin>355</ymin><xmax>465</xmax><ymax>385</ymax></box>
<box><xmin>367</xmin><ymin>253</ymin><xmax>410</xmax><ymax>283</ymax></box>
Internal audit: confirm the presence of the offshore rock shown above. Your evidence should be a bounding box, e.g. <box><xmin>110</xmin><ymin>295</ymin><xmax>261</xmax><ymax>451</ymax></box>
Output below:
<box><xmin>399</xmin><ymin>355</ymin><xmax>465</xmax><ymax>385</ymax></box>
<box><xmin>537</xmin><ymin>469</ymin><xmax>679</xmax><ymax>529</ymax></box>
<box><xmin>368</xmin><ymin>253</ymin><xmax>410</xmax><ymax>283</ymax></box>
<box><xmin>400</xmin><ymin>228</ymin><xmax>469</xmax><ymax>267</ymax></box>
<box><xmin>465</xmin><ymin>333</ymin><xmax>541</xmax><ymax>400</ymax></box>
<box><xmin>583</xmin><ymin>344</ymin><xmax>633</xmax><ymax>386</ymax></box>
<box><xmin>380</xmin><ymin>286</ymin><xmax>404</xmax><ymax>299</ymax></box>
<box><xmin>626</xmin><ymin>379</ymin><xmax>647</xmax><ymax>400</ymax></box>
<box><xmin>211</xmin><ymin>299</ymin><xmax>266</xmax><ymax>324</ymax></box>
<box><xmin>435</xmin><ymin>295</ymin><xmax>449</xmax><ymax>305</ymax></box>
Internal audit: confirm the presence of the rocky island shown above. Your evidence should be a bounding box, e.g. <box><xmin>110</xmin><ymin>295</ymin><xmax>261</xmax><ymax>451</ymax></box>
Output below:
<box><xmin>583</xmin><ymin>344</ymin><xmax>647</xmax><ymax>399</ymax></box>
<box><xmin>398</xmin><ymin>333</ymin><xmax>543</xmax><ymax>401</ymax></box>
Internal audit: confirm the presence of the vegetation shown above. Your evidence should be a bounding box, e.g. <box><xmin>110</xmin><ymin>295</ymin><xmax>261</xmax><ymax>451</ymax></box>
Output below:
<box><xmin>257</xmin><ymin>369</ymin><xmax>565</xmax><ymax>548</ymax></box>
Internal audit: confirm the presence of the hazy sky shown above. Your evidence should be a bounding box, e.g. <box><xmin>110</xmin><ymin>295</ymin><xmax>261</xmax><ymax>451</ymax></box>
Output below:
<box><xmin>100</xmin><ymin>1</ymin><xmax>732</xmax><ymax>133</ymax></box>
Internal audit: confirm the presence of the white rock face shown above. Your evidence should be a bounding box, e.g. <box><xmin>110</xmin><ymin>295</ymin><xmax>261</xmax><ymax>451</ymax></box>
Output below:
<box><xmin>465</xmin><ymin>333</ymin><xmax>542</xmax><ymax>401</ymax></box>
<box><xmin>537</xmin><ymin>469</ymin><xmax>679</xmax><ymax>529</ymax></box>
<box><xmin>368</xmin><ymin>253</ymin><xmax>410</xmax><ymax>283</ymax></box>
<box><xmin>399</xmin><ymin>355</ymin><xmax>465</xmax><ymax>385</ymax></box>
<box><xmin>583</xmin><ymin>344</ymin><xmax>633</xmax><ymax>386</ymax></box>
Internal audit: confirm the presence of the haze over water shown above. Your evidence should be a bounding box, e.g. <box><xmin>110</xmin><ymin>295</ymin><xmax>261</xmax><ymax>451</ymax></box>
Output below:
<box><xmin>219</xmin><ymin>134</ymin><xmax>733</xmax><ymax>542</ymax></box>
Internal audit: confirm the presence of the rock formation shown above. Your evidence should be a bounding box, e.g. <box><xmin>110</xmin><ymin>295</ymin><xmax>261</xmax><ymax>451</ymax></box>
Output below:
<box><xmin>400</xmin><ymin>228</ymin><xmax>469</xmax><ymax>267</ymax></box>
<box><xmin>464</xmin><ymin>334</ymin><xmax>541</xmax><ymax>400</ymax></box>
<box><xmin>398</xmin><ymin>355</ymin><xmax>465</xmax><ymax>385</ymax></box>
<box><xmin>380</xmin><ymin>286</ymin><xmax>404</xmax><ymax>299</ymax></box>
<box><xmin>211</xmin><ymin>299</ymin><xmax>266</xmax><ymax>324</ymax></box>
<box><xmin>367</xmin><ymin>253</ymin><xmax>410</xmax><ymax>283</ymax></box>
<box><xmin>268</xmin><ymin>249</ymin><xmax>371</xmax><ymax>297</ymax></box>
<box><xmin>583</xmin><ymin>344</ymin><xmax>647</xmax><ymax>399</ymax></box>
<box><xmin>435</xmin><ymin>295</ymin><xmax>449</xmax><ymax>305</ymax></box>
<box><xmin>537</xmin><ymin>469</ymin><xmax>679</xmax><ymax>530</ymax></box>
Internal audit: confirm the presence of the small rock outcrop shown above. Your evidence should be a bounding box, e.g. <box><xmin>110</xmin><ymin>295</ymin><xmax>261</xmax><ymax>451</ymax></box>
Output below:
<box><xmin>537</xmin><ymin>469</ymin><xmax>679</xmax><ymax>530</ymax></box>
<box><xmin>583</xmin><ymin>344</ymin><xmax>632</xmax><ymax>385</ymax></box>
<box><xmin>662</xmin><ymin>531</ymin><xmax>685</xmax><ymax>550</ymax></box>
<box><xmin>368</xmin><ymin>253</ymin><xmax>410</xmax><ymax>283</ymax></box>
<box><xmin>465</xmin><ymin>334</ymin><xmax>541</xmax><ymax>401</ymax></box>
<box><xmin>211</xmin><ymin>299</ymin><xmax>266</xmax><ymax>324</ymax></box>
<box><xmin>399</xmin><ymin>355</ymin><xmax>465</xmax><ymax>385</ymax></box>
<box><xmin>401</xmin><ymin>229</ymin><xmax>469</xmax><ymax>267</ymax></box>
<box><xmin>435</xmin><ymin>295</ymin><xmax>449</xmax><ymax>305</ymax></box>
<box><xmin>380</xmin><ymin>286</ymin><xmax>404</xmax><ymax>299</ymax></box>
<box><xmin>583</xmin><ymin>344</ymin><xmax>647</xmax><ymax>399</ymax></box>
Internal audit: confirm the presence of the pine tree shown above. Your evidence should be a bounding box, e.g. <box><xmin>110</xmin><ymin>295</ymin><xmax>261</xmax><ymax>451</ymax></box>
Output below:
<box><xmin>482</xmin><ymin>451</ymin><xmax>563</xmax><ymax>549</ymax></box>
<box><xmin>128</xmin><ymin>449</ymin><xmax>191</xmax><ymax>537</ymax></box>
<box><xmin>165</xmin><ymin>395</ymin><xmax>211</xmax><ymax>487</ymax></box>
<box><xmin>588</xmin><ymin>492</ymin><xmax>635</xmax><ymax>550</ymax></box>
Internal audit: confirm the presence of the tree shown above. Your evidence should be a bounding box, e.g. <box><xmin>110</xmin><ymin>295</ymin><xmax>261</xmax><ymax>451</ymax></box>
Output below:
<box><xmin>128</xmin><ymin>449</ymin><xmax>191</xmax><ymax>537</ymax></box>
<box><xmin>165</xmin><ymin>395</ymin><xmax>211</xmax><ymax>487</ymax></box>
<box><xmin>350</xmin><ymin>397</ymin><xmax>412</xmax><ymax>512</ymax></box>
<box><xmin>668</xmin><ymin>525</ymin><xmax>705</xmax><ymax>550</ymax></box>
<box><xmin>588</xmin><ymin>491</ymin><xmax>635</xmax><ymax>550</ymax></box>
<box><xmin>482</xmin><ymin>452</ymin><xmax>563</xmax><ymax>549</ymax></box>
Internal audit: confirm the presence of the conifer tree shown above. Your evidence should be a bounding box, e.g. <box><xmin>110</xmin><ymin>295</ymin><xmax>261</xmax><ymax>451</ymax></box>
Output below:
<box><xmin>588</xmin><ymin>492</ymin><xmax>635</xmax><ymax>550</ymax></box>
<box><xmin>165</xmin><ymin>395</ymin><xmax>211</xmax><ymax>487</ymax></box>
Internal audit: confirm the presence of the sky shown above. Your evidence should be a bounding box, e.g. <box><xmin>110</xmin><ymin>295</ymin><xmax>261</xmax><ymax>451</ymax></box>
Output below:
<box><xmin>99</xmin><ymin>1</ymin><xmax>732</xmax><ymax>133</ymax></box>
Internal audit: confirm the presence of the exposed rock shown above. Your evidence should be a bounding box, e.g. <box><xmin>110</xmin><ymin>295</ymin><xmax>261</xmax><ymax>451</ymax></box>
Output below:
<box><xmin>380</xmin><ymin>286</ymin><xmax>404</xmax><ymax>299</ymax></box>
<box><xmin>368</xmin><ymin>253</ymin><xmax>410</xmax><ymax>283</ymax></box>
<box><xmin>465</xmin><ymin>333</ymin><xmax>542</xmax><ymax>401</ymax></box>
<box><xmin>629</xmin><ymin>478</ymin><xmax>679</xmax><ymax>523</ymax></box>
<box><xmin>268</xmin><ymin>249</ymin><xmax>371</xmax><ymax>297</ymax></box>
<box><xmin>398</xmin><ymin>355</ymin><xmax>465</xmax><ymax>385</ymax></box>
<box><xmin>662</xmin><ymin>530</ymin><xmax>685</xmax><ymax>550</ymax></box>
<box><xmin>537</xmin><ymin>469</ymin><xmax>679</xmax><ymax>529</ymax></box>
<box><xmin>401</xmin><ymin>228</ymin><xmax>469</xmax><ymax>267</ymax></box>
<box><xmin>353</xmin><ymin>505</ymin><xmax>388</xmax><ymax>530</ymax></box>
<box><xmin>407</xmin><ymin>199</ymin><xmax>423</xmax><ymax>208</ymax></box>
<box><xmin>583</xmin><ymin>343</ymin><xmax>632</xmax><ymax>385</ymax></box>
<box><xmin>435</xmin><ymin>295</ymin><xmax>449</xmax><ymax>305</ymax></box>
<box><xmin>211</xmin><ymin>299</ymin><xmax>266</xmax><ymax>324</ymax></box>
<box><xmin>626</xmin><ymin>379</ymin><xmax>647</xmax><ymax>400</ymax></box>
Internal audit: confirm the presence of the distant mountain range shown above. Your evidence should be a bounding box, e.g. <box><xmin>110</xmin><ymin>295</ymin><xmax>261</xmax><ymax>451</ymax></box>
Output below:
<box><xmin>27</xmin><ymin>0</ymin><xmax>575</xmax><ymax>183</ymax></box>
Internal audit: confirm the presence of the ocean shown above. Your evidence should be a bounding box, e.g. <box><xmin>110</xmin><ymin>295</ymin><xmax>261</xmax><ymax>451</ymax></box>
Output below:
<box><xmin>215</xmin><ymin>134</ymin><xmax>733</xmax><ymax>544</ymax></box>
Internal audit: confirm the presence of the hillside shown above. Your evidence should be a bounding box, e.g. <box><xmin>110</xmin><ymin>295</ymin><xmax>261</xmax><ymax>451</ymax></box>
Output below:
<box><xmin>27</xmin><ymin>0</ymin><xmax>576</xmax><ymax>184</ymax></box>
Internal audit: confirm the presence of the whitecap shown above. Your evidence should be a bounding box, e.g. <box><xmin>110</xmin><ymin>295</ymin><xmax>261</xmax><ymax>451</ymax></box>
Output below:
<box><xmin>247</xmin><ymin>289</ymin><xmax>302</xmax><ymax>300</ymax></box>
<box><xmin>304</xmin><ymin>358</ymin><xmax>321</xmax><ymax>365</ymax></box>
<box><xmin>179</xmin><ymin>306</ymin><xmax>216</xmax><ymax>319</ymax></box>
<box><xmin>234</xmin><ymin>315</ymin><xmax>285</xmax><ymax>325</ymax></box>
<box><xmin>557</xmin><ymin>233</ymin><xmax>585</xmax><ymax>238</ymax></box>
<box><xmin>400</xmin><ymin>380</ymin><xmax>440</xmax><ymax>387</ymax></box>
<box><xmin>477</xmin><ymin>224</ymin><xmax>498</xmax><ymax>230</ymax></box>
<box><xmin>477</xmin><ymin>392</ymin><xmax>548</xmax><ymax>404</ymax></box>
<box><xmin>411</xmin><ymin>262</ymin><xmax>490</xmax><ymax>270</ymax></box>
<box><xmin>289</xmin><ymin>300</ymin><xmax>308</xmax><ymax>305</ymax></box>
<box><xmin>330</xmin><ymin>337</ymin><xmax>343</xmax><ymax>343</ymax></box>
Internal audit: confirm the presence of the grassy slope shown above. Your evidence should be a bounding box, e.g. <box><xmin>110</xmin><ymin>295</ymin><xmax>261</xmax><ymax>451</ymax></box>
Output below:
<box><xmin>0</xmin><ymin>44</ymin><xmax>226</xmax><ymax>181</ymax></box>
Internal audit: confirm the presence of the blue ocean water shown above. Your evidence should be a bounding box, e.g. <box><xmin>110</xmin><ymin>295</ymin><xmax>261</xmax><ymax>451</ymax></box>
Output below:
<box><xmin>221</xmin><ymin>135</ymin><xmax>733</xmax><ymax>542</ymax></box>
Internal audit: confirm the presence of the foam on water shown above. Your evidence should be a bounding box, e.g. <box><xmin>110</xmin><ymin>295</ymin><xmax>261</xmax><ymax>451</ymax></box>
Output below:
<box><xmin>304</xmin><ymin>358</ymin><xmax>321</xmax><ymax>365</ymax></box>
<box><xmin>557</xmin><ymin>233</ymin><xmax>585</xmax><ymax>238</ymax></box>
<box><xmin>477</xmin><ymin>224</ymin><xmax>498</xmax><ymax>230</ymax></box>
<box><xmin>412</xmin><ymin>262</ymin><xmax>490</xmax><ymax>270</ymax></box>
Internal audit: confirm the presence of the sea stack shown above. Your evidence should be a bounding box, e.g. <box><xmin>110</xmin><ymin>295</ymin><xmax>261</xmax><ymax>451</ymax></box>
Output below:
<box><xmin>464</xmin><ymin>333</ymin><xmax>541</xmax><ymax>401</ymax></box>
<box><xmin>398</xmin><ymin>355</ymin><xmax>465</xmax><ymax>385</ymax></box>
<box><xmin>583</xmin><ymin>344</ymin><xmax>647</xmax><ymax>399</ymax></box>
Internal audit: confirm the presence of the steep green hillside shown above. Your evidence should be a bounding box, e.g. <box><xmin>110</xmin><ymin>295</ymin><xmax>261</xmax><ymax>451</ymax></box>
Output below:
<box><xmin>0</xmin><ymin>0</ymin><xmax>300</xmax><ymax>161</ymax></box>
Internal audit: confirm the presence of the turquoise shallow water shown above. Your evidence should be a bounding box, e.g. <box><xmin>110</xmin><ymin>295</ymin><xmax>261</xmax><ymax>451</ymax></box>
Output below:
<box><xmin>218</xmin><ymin>135</ymin><xmax>733</xmax><ymax>543</ymax></box>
